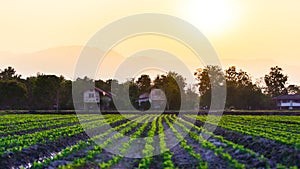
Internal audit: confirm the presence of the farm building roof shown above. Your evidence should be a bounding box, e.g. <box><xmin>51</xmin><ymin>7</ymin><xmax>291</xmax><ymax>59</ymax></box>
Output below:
<box><xmin>94</xmin><ymin>87</ymin><xmax>114</xmax><ymax>98</ymax></box>
<box><xmin>139</xmin><ymin>93</ymin><xmax>149</xmax><ymax>99</ymax></box>
<box><xmin>273</xmin><ymin>94</ymin><xmax>300</xmax><ymax>100</ymax></box>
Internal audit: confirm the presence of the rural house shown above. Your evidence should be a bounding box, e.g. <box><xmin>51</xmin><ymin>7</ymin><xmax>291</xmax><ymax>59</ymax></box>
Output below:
<box><xmin>138</xmin><ymin>89</ymin><xmax>166</xmax><ymax>110</ymax></box>
<box><xmin>273</xmin><ymin>94</ymin><xmax>300</xmax><ymax>110</ymax></box>
<box><xmin>83</xmin><ymin>87</ymin><xmax>112</xmax><ymax>110</ymax></box>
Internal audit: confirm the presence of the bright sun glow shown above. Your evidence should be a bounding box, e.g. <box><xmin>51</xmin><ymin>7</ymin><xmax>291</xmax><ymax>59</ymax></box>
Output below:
<box><xmin>180</xmin><ymin>0</ymin><xmax>240</xmax><ymax>36</ymax></box>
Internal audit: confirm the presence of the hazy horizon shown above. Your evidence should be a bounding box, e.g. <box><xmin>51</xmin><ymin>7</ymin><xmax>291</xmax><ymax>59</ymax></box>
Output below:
<box><xmin>1</xmin><ymin>45</ymin><xmax>299</xmax><ymax>86</ymax></box>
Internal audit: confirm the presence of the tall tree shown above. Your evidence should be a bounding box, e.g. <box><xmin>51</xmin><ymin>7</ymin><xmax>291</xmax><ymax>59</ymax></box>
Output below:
<box><xmin>127</xmin><ymin>78</ymin><xmax>139</xmax><ymax>109</ymax></box>
<box><xmin>95</xmin><ymin>79</ymin><xmax>110</xmax><ymax>91</ymax></box>
<box><xmin>106</xmin><ymin>79</ymin><xmax>119</xmax><ymax>91</ymax></box>
<box><xmin>183</xmin><ymin>85</ymin><xmax>199</xmax><ymax>110</ymax></box>
<box><xmin>225</xmin><ymin>66</ymin><xmax>252</xmax><ymax>87</ymax></box>
<box><xmin>118</xmin><ymin>79</ymin><xmax>139</xmax><ymax>110</ymax></box>
<box><xmin>153</xmin><ymin>72</ymin><xmax>186</xmax><ymax>110</ymax></box>
<box><xmin>0</xmin><ymin>66</ymin><xmax>21</xmax><ymax>80</ymax></box>
<box><xmin>264</xmin><ymin>66</ymin><xmax>288</xmax><ymax>97</ymax></box>
<box><xmin>0</xmin><ymin>80</ymin><xmax>27</xmax><ymax>109</ymax></box>
<box><xmin>225</xmin><ymin>66</ymin><xmax>266</xmax><ymax>109</ymax></box>
<box><xmin>25</xmin><ymin>76</ymin><xmax>37</xmax><ymax>109</ymax></box>
<box><xmin>136</xmin><ymin>74</ymin><xmax>151</xmax><ymax>95</ymax></box>
<box><xmin>194</xmin><ymin>65</ymin><xmax>224</xmax><ymax>96</ymax></box>
<box><xmin>33</xmin><ymin>74</ymin><xmax>62</xmax><ymax>109</ymax></box>
<box><xmin>195</xmin><ymin>65</ymin><xmax>270</xmax><ymax>109</ymax></box>
<box><xmin>287</xmin><ymin>85</ymin><xmax>300</xmax><ymax>95</ymax></box>
<box><xmin>59</xmin><ymin>78</ymin><xmax>73</xmax><ymax>109</ymax></box>
<box><xmin>153</xmin><ymin>75</ymin><xmax>164</xmax><ymax>87</ymax></box>
<box><xmin>194</xmin><ymin>65</ymin><xmax>225</xmax><ymax>108</ymax></box>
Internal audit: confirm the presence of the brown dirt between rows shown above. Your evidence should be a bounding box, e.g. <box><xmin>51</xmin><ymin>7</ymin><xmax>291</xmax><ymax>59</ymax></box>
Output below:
<box><xmin>0</xmin><ymin>117</ymin><xmax>135</xmax><ymax>169</ymax></box>
<box><xmin>104</xmin><ymin>117</ymin><xmax>230</xmax><ymax>169</ymax></box>
<box><xmin>184</xmin><ymin>117</ymin><xmax>300</xmax><ymax>168</ymax></box>
<box><xmin>46</xmin><ymin>117</ymin><xmax>148</xmax><ymax>169</ymax></box>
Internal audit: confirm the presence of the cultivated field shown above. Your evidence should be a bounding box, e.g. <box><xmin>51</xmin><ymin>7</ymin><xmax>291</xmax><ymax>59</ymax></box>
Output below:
<box><xmin>0</xmin><ymin>114</ymin><xmax>299</xmax><ymax>169</ymax></box>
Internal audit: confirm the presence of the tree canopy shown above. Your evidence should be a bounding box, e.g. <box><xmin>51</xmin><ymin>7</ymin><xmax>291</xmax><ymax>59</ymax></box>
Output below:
<box><xmin>194</xmin><ymin>65</ymin><xmax>271</xmax><ymax>110</ymax></box>
<box><xmin>264</xmin><ymin>66</ymin><xmax>288</xmax><ymax>97</ymax></box>
<box><xmin>0</xmin><ymin>66</ymin><xmax>21</xmax><ymax>81</ymax></box>
<box><xmin>0</xmin><ymin>65</ymin><xmax>296</xmax><ymax>110</ymax></box>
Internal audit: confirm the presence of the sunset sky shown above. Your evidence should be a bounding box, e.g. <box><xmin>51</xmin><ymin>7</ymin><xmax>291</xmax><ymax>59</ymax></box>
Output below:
<box><xmin>1</xmin><ymin>0</ymin><xmax>300</xmax><ymax>85</ymax></box>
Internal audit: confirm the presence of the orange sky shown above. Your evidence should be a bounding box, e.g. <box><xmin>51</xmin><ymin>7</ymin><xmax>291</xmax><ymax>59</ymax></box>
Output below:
<box><xmin>0</xmin><ymin>0</ymin><xmax>300</xmax><ymax>85</ymax></box>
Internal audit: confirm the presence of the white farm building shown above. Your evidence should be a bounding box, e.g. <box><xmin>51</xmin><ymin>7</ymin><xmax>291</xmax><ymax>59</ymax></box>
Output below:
<box><xmin>138</xmin><ymin>89</ymin><xmax>166</xmax><ymax>110</ymax></box>
<box><xmin>83</xmin><ymin>87</ymin><xmax>112</xmax><ymax>110</ymax></box>
<box><xmin>273</xmin><ymin>94</ymin><xmax>300</xmax><ymax>110</ymax></box>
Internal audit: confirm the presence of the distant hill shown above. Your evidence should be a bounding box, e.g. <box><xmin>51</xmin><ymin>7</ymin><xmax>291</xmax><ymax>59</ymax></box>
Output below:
<box><xmin>0</xmin><ymin>46</ymin><xmax>125</xmax><ymax>80</ymax></box>
<box><xmin>1</xmin><ymin>46</ymin><xmax>300</xmax><ymax>85</ymax></box>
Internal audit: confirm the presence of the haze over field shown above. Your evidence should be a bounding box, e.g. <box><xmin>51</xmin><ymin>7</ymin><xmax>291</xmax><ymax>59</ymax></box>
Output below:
<box><xmin>1</xmin><ymin>1</ymin><xmax>300</xmax><ymax>84</ymax></box>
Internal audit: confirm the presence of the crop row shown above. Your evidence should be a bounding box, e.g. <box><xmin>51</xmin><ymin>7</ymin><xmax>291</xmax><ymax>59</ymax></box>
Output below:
<box><xmin>1</xmin><ymin>114</ymin><xmax>299</xmax><ymax>169</ymax></box>
<box><xmin>219</xmin><ymin>115</ymin><xmax>300</xmax><ymax>134</ymax></box>
<box><xmin>0</xmin><ymin>114</ymin><xmax>78</xmax><ymax>126</ymax></box>
<box><xmin>57</xmin><ymin>115</ymin><xmax>150</xmax><ymax>169</ymax></box>
<box><xmin>0</xmin><ymin>115</ymin><xmax>104</xmax><ymax>135</ymax></box>
<box><xmin>47</xmin><ymin>115</ymin><xmax>299</xmax><ymax>168</ymax></box>
<box><xmin>32</xmin><ymin>114</ymin><xmax>136</xmax><ymax>169</ymax></box>
<box><xmin>185</xmin><ymin>115</ymin><xmax>300</xmax><ymax>148</ymax></box>
<box><xmin>0</xmin><ymin>115</ymin><xmax>136</xmax><ymax>156</ymax></box>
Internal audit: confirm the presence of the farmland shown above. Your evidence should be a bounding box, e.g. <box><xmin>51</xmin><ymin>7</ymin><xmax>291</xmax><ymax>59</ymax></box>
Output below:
<box><xmin>0</xmin><ymin>114</ymin><xmax>299</xmax><ymax>169</ymax></box>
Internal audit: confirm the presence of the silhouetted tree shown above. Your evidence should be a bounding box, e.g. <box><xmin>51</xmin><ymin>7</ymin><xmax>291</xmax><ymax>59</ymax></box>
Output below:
<box><xmin>194</xmin><ymin>65</ymin><xmax>225</xmax><ymax>109</ymax></box>
<box><xmin>136</xmin><ymin>74</ymin><xmax>151</xmax><ymax>95</ymax></box>
<box><xmin>128</xmin><ymin>78</ymin><xmax>139</xmax><ymax>109</ymax></box>
<box><xmin>183</xmin><ymin>86</ymin><xmax>199</xmax><ymax>110</ymax></box>
<box><xmin>0</xmin><ymin>80</ymin><xmax>27</xmax><ymax>109</ymax></box>
<box><xmin>0</xmin><ymin>64</ymin><xmax>293</xmax><ymax>110</ymax></box>
<box><xmin>33</xmin><ymin>74</ymin><xmax>61</xmax><ymax>109</ymax></box>
<box><xmin>59</xmin><ymin>78</ymin><xmax>73</xmax><ymax>109</ymax></box>
<box><xmin>0</xmin><ymin>66</ymin><xmax>21</xmax><ymax>81</ymax></box>
<box><xmin>225</xmin><ymin>66</ymin><xmax>269</xmax><ymax>109</ymax></box>
<box><xmin>195</xmin><ymin>65</ymin><xmax>271</xmax><ymax>109</ymax></box>
<box><xmin>153</xmin><ymin>72</ymin><xmax>186</xmax><ymax>110</ymax></box>
<box><xmin>287</xmin><ymin>85</ymin><xmax>300</xmax><ymax>95</ymax></box>
<box><xmin>264</xmin><ymin>66</ymin><xmax>288</xmax><ymax>97</ymax></box>
<box><xmin>95</xmin><ymin>79</ymin><xmax>110</xmax><ymax>91</ymax></box>
<box><xmin>194</xmin><ymin>65</ymin><xmax>225</xmax><ymax>96</ymax></box>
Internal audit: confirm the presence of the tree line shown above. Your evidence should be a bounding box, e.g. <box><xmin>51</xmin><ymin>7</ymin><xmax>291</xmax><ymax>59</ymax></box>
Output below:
<box><xmin>0</xmin><ymin>65</ymin><xmax>298</xmax><ymax>110</ymax></box>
